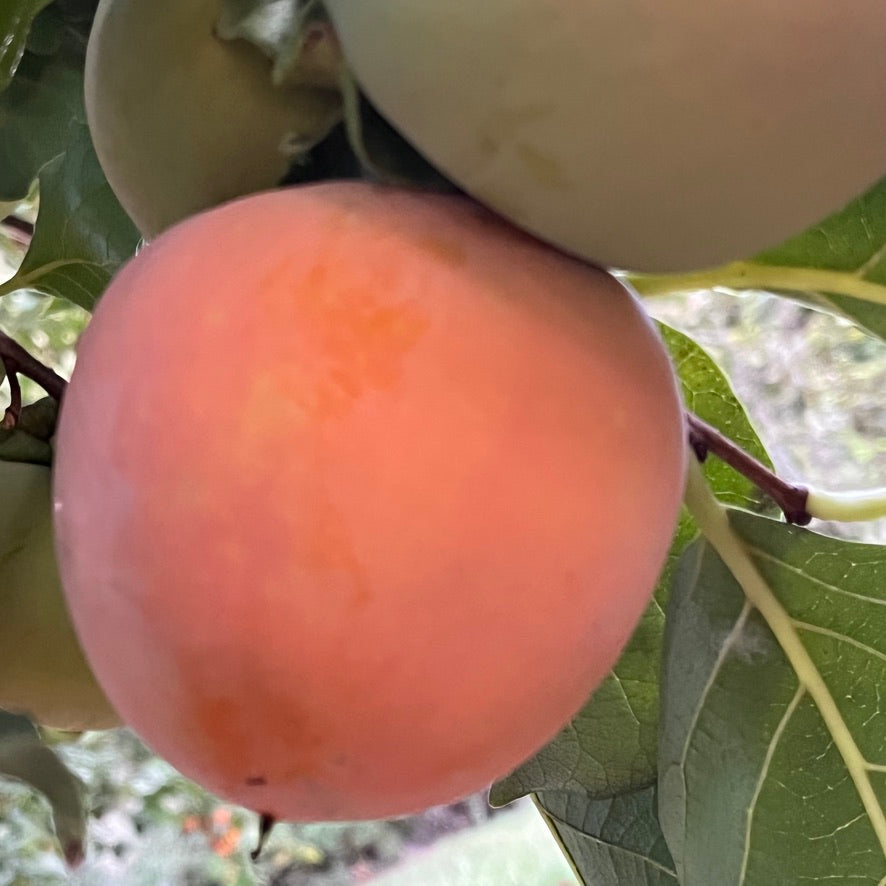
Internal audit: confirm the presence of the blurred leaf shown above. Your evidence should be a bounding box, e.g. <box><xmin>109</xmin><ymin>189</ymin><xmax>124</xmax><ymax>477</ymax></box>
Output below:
<box><xmin>0</xmin><ymin>717</ymin><xmax>86</xmax><ymax>865</ymax></box>
<box><xmin>0</xmin><ymin>428</ymin><xmax>53</xmax><ymax>466</ymax></box>
<box><xmin>24</xmin><ymin>4</ymin><xmax>65</xmax><ymax>57</ymax></box>
<box><xmin>659</xmin><ymin>513</ymin><xmax>886</xmax><ymax>883</ymax></box>
<box><xmin>0</xmin><ymin>709</ymin><xmax>38</xmax><ymax>741</ymax></box>
<box><xmin>54</xmin><ymin>0</ymin><xmax>100</xmax><ymax>26</ymax></box>
<box><xmin>491</xmin><ymin>326</ymin><xmax>775</xmax><ymax>806</ymax></box>
<box><xmin>0</xmin><ymin>0</ymin><xmax>53</xmax><ymax>92</ymax></box>
<box><xmin>13</xmin><ymin>395</ymin><xmax>57</xmax><ymax>441</ymax></box>
<box><xmin>539</xmin><ymin>788</ymin><xmax>677</xmax><ymax>886</ymax></box>
<box><xmin>0</xmin><ymin>398</ymin><xmax>58</xmax><ymax>465</ymax></box>
<box><xmin>0</xmin><ymin>48</ymin><xmax>77</xmax><ymax>202</ymax></box>
<box><xmin>0</xmin><ymin>42</ymin><xmax>139</xmax><ymax>310</ymax></box>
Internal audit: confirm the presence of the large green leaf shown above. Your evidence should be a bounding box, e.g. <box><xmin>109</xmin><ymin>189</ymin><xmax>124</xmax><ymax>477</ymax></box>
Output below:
<box><xmin>0</xmin><ymin>43</ymin><xmax>139</xmax><ymax>309</ymax></box>
<box><xmin>2</xmin><ymin>138</ymin><xmax>139</xmax><ymax>310</ymax></box>
<box><xmin>539</xmin><ymin>787</ymin><xmax>677</xmax><ymax>886</ymax></box>
<box><xmin>0</xmin><ymin>0</ymin><xmax>53</xmax><ymax>93</ymax></box>
<box><xmin>491</xmin><ymin>326</ymin><xmax>775</xmax><ymax>806</ymax></box>
<box><xmin>659</xmin><ymin>513</ymin><xmax>886</xmax><ymax>883</ymax></box>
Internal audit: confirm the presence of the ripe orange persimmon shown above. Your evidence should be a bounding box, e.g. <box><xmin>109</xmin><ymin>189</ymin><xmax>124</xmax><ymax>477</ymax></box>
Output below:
<box><xmin>53</xmin><ymin>182</ymin><xmax>686</xmax><ymax>821</ymax></box>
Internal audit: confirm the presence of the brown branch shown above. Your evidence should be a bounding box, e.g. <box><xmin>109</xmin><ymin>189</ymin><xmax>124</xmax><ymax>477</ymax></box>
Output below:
<box><xmin>686</xmin><ymin>411</ymin><xmax>811</xmax><ymax>525</ymax></box>
<box><xmin>0</xmin><ymin>331</ymin><xmax>67</xmax><ymax>428</ymax></box>
<box><xmin>0</xmin><ymin>215</ymin><xmax>34</xmax><ymax>246</ymax></box>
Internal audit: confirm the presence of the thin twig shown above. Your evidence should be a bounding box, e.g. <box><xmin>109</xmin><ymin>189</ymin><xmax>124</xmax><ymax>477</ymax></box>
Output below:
<box><xmin>0</xmin><ymin>216</ymin><xmax>34</xmax><ymax>246</ymax></box>
<box><xmin>686</xmin><ymin>411</ymin><xmax>811</xmax><ymax>525</ymax></box>
<box><xmin>0</xmin><ymin>331</ymin><xmax>67</xmax><ymax>429</ymax></box>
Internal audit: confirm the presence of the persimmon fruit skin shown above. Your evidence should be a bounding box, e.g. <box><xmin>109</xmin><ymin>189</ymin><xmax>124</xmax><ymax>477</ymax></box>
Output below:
<box><xmin>85</xmin><ymin>0</ymin><xmax>340</xmax><ymax>239</ymax></box>
<box><xmin>53</xmin><ymin>182</ymin><xmax>686</xmax><ymax>820</ymax></box>
<box><xmin>0</xmin><ymin>461</ymin><xmax>119</xmax><ymax>732</ymax></box>
<box><xmin>326</xmin><ymin>0</ymin><xmax>886</xmax><ymax>271</ymax></box>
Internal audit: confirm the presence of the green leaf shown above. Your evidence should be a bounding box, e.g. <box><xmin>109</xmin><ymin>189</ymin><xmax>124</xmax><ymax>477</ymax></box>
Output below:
<box><xmin>24</xmin><ymin>4</ymin><xmax>65</xmax><ymax>57</ymax></box>
<box><xmin>659</xmin><ymin>513</ymin><xmax>886</xmax><ymax>883</ymax></box>
<box><xmin>659</xmin><ymin>326</ymin><xmax>775</xmax><ymax>510</ymax></box>
<box><xmin>752</xmin><ymin>177</ymin><xmax>886</xmax><ymax>340</ymax></box>
<box><xmin>0</xmin><ymin>0</ymin><xmax>53</xmax><ymax>93</ymax></box>
<box><xmin>0</xmin><ymin>45</ymin><xmax>140</xmax><ymax>308</ymax></box>
<box><xmin>0</xmin><ymin>714</ymin><xmax>86</xmax><ymax>865</ymax></box>
<box><xmin>0</xmin><ymin>709</ymin><xmax>38</xmax><ymax>741</ymax></box>
<box><xmin>491</xmin><ymin>326</ymin><xmax>775</xmax><ymax>806</ymax></box>
<box><xmin>631</xmin><ymin>178</ymin><xmax>886</xmax><ymax>341</ymax></box>
<box><xmin>2</xmin><ymin>139</ymin><xmax>140</xmax><ymax>311</ymax></box>
<box><xmin>539</xmin><ymin>787</ymin><xmax>677</xmax><ymax>886</ymax></box>
<box><xmin>0</xmin><ymin>398</ymin><xmax>58</xmax><ymax>466</ymax></box>
<box><xmin>0</xmin><ymin>49</ymin><xmax>77</xmax><ymax>202</ymax></box>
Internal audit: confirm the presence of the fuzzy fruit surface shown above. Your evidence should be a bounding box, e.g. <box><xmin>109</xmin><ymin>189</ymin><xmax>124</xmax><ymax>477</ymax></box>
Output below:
<box><xmin>326</xmin><ymin>0</ymin><xmax>886</xmax><ymax>272</ymax></box>
<box><xmin>0</xmin><ymin>461</ymin><xmax>119</xmax><ymax>731</ymax></box>
<box><xmin>54</xmin><ymin>182</ymin><xmax>686</xmax><ymax>821</ymax></box>
<box><xmin>85</xmin><ymin>0</ymin><xmax>340</xmax><ymax>238</ymax></box>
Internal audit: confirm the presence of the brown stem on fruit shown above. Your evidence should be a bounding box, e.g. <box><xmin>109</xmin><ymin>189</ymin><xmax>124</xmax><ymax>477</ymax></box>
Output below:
<box><xmin>686</xmin><ymin>411</ymin><xmax>811</xmax><ymax>525</ymax></box>
<box><xmin>251</xmin><ymin>812</ymin><xmax>276</xmax><ymax>862</ymax></box>
<box><xmin>0</xmin><ymin>216</ymin><xmax>34</xmax><ymax>246</ymax></box>
<box><xmin>0</xmin><ymin>331</ymin><xmax>67</xmax><ymax>428</ymax></box>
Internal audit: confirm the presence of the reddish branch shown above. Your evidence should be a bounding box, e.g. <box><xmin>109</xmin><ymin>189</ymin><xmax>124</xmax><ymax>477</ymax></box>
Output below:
<box><xmin>0</xmin><ymin>330</ymin><xmax>67</xmax><ymax>427</ymax></box>
<box><xmin>686</xmin><ymin>412</ymin><xmax>811</xmax><ymax>525</ymax></box>
<box><xmin>0</xmin><ymin>215</ymin><xmax>34</xmax><ymax>246</ymax></box>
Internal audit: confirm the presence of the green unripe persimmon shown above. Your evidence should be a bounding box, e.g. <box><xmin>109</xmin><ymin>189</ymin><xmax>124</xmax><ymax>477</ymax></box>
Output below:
<box><xmin>0</xmin><ymin>461</ymin><xmax>118</xmax><ymax>732</ymax></box>
<box><xmin>326</xmin><ymin>0</ymin><xmax>886</xmax><ymax>272</ymax></box>
<box><xmin>85</xmin><ymin>0</ymin><xmax>341</xmax><ymax>238</ymax></box>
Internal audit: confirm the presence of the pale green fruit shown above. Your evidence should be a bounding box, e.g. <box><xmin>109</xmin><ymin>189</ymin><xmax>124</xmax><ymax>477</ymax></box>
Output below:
<box><xmin>326</xmin><ymin>1</ymin><xmax>886</xmax><ymax>272</ymax></box>
<box><xmin>0</xmin><ymin>461</ymin><xmax>119</xmax><ymax>731</ymax></box>
<box><xmin>85</xmin><ymin>0</ymin><xmax>342</xmax><ymax>239</ymax></box>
